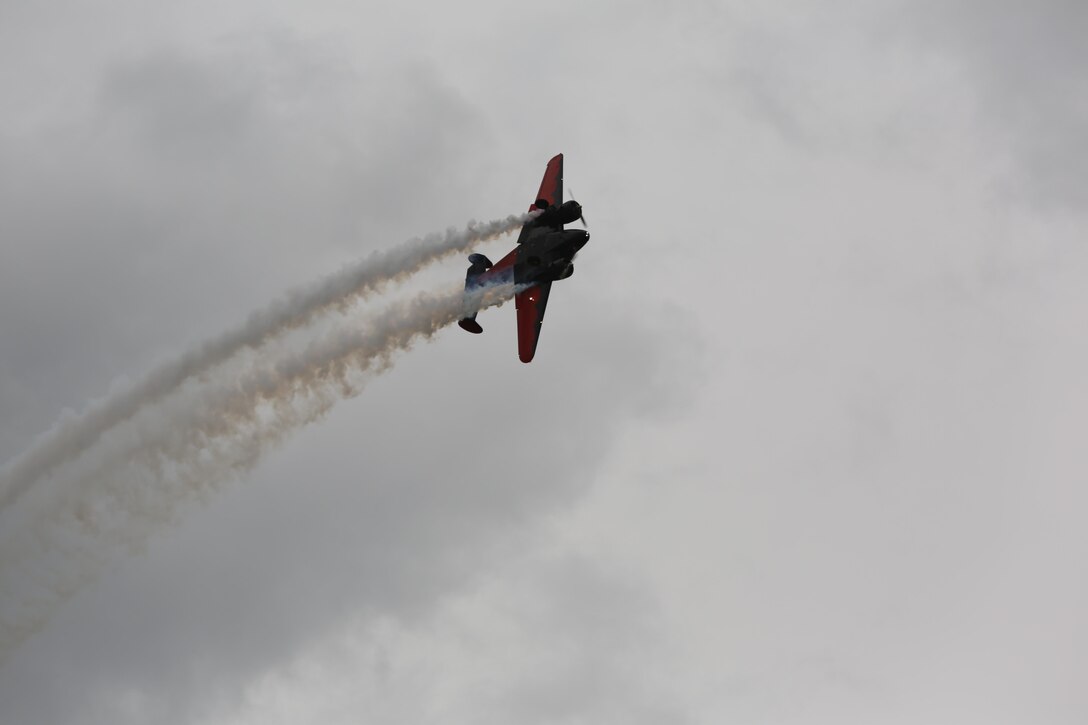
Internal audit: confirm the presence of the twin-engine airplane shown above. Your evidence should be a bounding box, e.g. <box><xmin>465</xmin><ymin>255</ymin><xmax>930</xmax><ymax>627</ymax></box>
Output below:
<box><xmin>458</xmin><ymin>153</ymin><xmax>589</xmax><ymax>363</ymax></box>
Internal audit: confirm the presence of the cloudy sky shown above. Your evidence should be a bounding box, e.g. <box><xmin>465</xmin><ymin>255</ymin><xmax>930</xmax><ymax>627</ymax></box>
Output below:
<box><xmin>1</xmin><ymin>1</ymin><xmax>1087</xmax><ymax>723</ymax></box>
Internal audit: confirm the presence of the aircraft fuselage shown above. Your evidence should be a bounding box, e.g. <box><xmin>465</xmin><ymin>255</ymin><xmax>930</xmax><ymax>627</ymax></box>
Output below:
<box><xmin>514</xmin><ymin>228</ymin><xmax>589</xmax><ymax>285</ymax></box>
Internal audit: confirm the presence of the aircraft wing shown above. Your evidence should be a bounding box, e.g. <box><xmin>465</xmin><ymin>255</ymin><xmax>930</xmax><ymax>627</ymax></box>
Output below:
<box><xmin>515</xmin><ymin>281</ymin><xmax>552</xmax><ymax>363</ymax></box>
<box><xmin>532</xmin><ymin>153</ymin><xmax>563</xmax><ymax>211</ymax></box>
<box><xmin>517</xmin><ymin>154</ymin><xmax>564</xmax><ymax>244</ymax></box>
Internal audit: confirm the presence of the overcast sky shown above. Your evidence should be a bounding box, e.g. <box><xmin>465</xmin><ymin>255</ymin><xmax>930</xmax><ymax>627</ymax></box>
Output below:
<box><xmin>1</xmin><ymin>1</ymin><xmax>1087</xmax><ymax>723</ymax></box>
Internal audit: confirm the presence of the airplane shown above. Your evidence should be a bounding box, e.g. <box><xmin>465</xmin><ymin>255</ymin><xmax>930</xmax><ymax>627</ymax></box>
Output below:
<box><xmin>457</xmin><ymin>153</ymin><xmax>589</xmax><ymax>363</ymax></box>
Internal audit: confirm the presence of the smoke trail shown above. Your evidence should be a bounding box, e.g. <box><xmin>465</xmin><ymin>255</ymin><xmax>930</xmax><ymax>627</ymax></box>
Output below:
<box><xmin>0</xmin><ymin>281</ymin><xmax>518</xmax><ymax>663</ymax></box>
<box><xmin>0</xmin><ymin>212</ymin><xmax>534</xmax><ymax>511</ymax></box>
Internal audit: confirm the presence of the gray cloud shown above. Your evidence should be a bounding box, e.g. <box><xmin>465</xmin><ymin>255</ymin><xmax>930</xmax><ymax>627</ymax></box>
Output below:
<box><xmin>901</xmin><ymin>0</ymin><xmax>1088</xmax><ymax>208</ymax></box>
<box><xmin>0</xmin><ymin>23</ymin><xmax>692</xmax><ymax>721</ymax></box>
<box><xmin>2</xmin><ymin>2</ymin><xmax>1087</xmax><ymax>724</ymax></box>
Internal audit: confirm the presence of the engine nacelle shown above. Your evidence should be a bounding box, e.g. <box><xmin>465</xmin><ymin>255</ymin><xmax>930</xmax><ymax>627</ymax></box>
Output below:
<box><xmin>536</xmin><ymin>200</ymin><xmax>583</xmax><ymax>227</ymax></box>
<box><xmin>557</xmin><ymin>263</ymin><xmax>574</xmax><ymax>280</ymax></box>
<box><xmin>557</xmin><ymin>200</ymin><xmax>583</xmax><ymax>225</ymax></box>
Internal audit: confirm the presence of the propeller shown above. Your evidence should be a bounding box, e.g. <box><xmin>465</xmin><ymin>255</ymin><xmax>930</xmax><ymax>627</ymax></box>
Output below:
<box><xmin>567</xmin><ymin>186</ymin><xmax>588</xmax><ymax>228</ymax></box>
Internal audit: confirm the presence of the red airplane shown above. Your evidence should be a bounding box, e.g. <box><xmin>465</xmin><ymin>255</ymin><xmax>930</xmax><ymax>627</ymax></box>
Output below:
<box><xmin>457</xmin><ymin>154</ymin><xmax>589</xmax><ymax>362</ymax></box>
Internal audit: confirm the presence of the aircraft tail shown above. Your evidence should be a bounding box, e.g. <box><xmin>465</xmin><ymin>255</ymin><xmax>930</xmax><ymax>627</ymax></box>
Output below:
<box><xmin>457</xmin><ymin>253</ymin><xmax>493</xmax><ymax>333</ymax></box>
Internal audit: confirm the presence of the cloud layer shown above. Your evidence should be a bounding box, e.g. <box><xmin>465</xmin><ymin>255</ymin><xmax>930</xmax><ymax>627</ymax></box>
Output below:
<box><xmin>1</xmin><ymin>2</ymin><xmax>1086</xmax><ymax>724</ymax></box>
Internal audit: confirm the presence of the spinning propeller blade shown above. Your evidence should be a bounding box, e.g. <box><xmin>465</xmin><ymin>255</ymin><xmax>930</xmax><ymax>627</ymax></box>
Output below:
<box><xmin>567</xmin><ymin>186</ymin><xmax>588</xmax><ymax>228</ymax></box>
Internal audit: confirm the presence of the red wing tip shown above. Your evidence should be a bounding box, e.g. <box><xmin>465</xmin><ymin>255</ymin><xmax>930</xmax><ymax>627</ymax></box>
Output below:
<box><xmin>518</xmin><ymin>339</ymin><xmax>538</xmax><ymax>363</ymax></box>
<box><xmin>458</xmin><ymin>319</ymin><xmax>484</xmax><ymax>334</ymax></box>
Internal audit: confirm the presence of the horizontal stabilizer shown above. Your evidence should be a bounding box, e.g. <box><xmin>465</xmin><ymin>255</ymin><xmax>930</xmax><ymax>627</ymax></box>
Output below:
<box><xmin>467</xmin><ymin>253</ymin><xmax>493</xmax><ymax>274</ymax></box>
<box><xmin>458</xmin><ymin>253</ymin><xmax>493</xmax><ymax>334</ymax></box>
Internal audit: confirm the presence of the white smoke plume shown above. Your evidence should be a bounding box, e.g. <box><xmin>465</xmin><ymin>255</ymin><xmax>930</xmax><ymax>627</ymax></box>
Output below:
<box><xmin>0</xmin><ymin>212</ymin><xmax>533</xmax><ymax>511</ymax></box>
<box><xmin>0</xmin><ymin>281</ymin><xmax>519</xmax><ymax>663</ymax></box>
